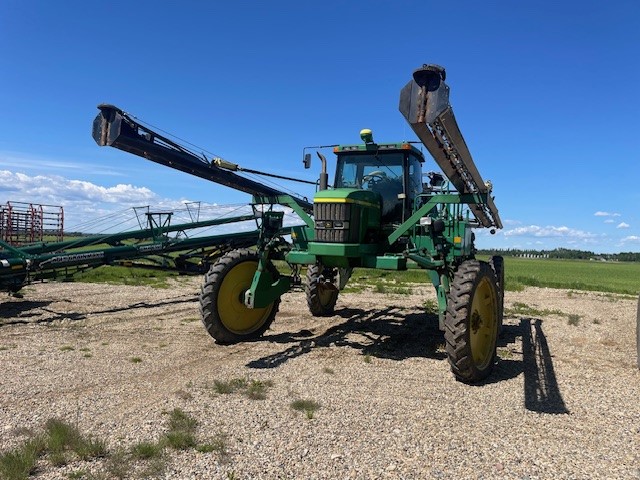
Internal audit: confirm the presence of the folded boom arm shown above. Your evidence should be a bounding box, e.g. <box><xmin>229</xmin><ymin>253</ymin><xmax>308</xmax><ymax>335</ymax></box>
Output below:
<box><xmin>92</xmin><ymin>105</ymin><xmax>314</xmax><ymax>214</ymax></box>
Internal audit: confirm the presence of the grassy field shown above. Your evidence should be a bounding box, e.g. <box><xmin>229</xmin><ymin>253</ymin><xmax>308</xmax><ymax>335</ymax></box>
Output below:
<box><xmin>73</xmin><ymin>266</ymin><xmax>179</xmax><ymax>288</ymax></box>
<box><xmin>69</xmin><ymin>257</ymin><xmax>640</xmax><ymax>296</ymax></box>
<box><xmin>348</xmin><ymin>257</ymin><xmax>640</xmax><ymax>296</ymax></box>
<box><xmin>500</xmin><ymin>257</ymin><xmax>640</xmax><ymax>295</ymax></box>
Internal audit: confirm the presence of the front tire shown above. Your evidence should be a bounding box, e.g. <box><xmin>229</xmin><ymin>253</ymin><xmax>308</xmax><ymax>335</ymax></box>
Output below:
<box><xmin>445</xmin><ymin>260</ymin><xmax>500</xmax><ymax>383</ymax></box>
<box><xmin>199</xmin><ymin>249</ymin><xmax>279</xmax><ymax>344</ymax></box>
<box><xmin>305</xmin><ymin>264</ymin><xmax>339</xmax><ymax>316</ymax></box>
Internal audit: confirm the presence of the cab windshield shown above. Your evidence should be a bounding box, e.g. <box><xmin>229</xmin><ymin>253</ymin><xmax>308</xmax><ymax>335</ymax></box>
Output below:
<box><xmin>335</xmin><ymin>153</ymin><xmax>404</xmax><ymax>190</ymax></box>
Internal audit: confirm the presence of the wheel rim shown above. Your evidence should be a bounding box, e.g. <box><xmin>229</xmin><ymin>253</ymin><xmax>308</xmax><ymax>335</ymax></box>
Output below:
<box><xmin>317</xmin><ymin>281</ymin><xmax>337</xmax><ymax>307</ymax></box>
<box><xmin>469</xmin><ymin>276</ymin><xmax>497</xmax><ymax>370</ymax></box>
<box><xmin>217</xmin><ymin>260</ymin><xmax>274</xmax><ymax>335</ymax></box>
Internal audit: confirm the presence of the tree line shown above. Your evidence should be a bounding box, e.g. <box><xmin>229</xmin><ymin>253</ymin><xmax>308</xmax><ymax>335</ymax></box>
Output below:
<box><xmin>477</xmin><ymin>247</ymin><xmax>640</xmax><ymax>262</ymax></box>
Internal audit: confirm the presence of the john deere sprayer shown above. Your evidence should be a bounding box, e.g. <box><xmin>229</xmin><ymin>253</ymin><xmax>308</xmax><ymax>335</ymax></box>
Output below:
<box><xmin>93</xmin><ymin>64</ymin><xmax>504</xmax><ymax>383</ymax></box>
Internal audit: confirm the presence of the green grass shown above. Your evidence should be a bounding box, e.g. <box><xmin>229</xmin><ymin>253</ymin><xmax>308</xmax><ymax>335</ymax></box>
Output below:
<box><xmin>213</xmin><ymin>378</ymin><xmax>273</xmax><ymax>400</ymax></box>
<box><xmin>163</xmin><ymin>408</ymin><xmax>197</xmax><ymax>450</ymax></box>
<box><xmin>290</xmin><ymin>399</ymin><xmax>321</xmax><ymax>419</ymax></box>
<box><xmin>0</xmin><ymin>419</ymin><xmax>106</xmax><ymax>479</ymax></box>
<box><xmin>341</xmin><ymin>258</ymin><xmax>640</xmax><ymax>296</ymax></box>
<box><xmin>505</xmin><ymin>302</ymin><xmax>564</xmax><ymax>318</ymax></box>
<box><xmin>499</xmin><ymin>257</ymin><xmax>640</xmax><ymax>295</ymax></box>
<box><xmin>73</xmin><ymin>265</ymin><xmax>177</xmax><ymax>288</ymax></box>
<box><xmin>130</xmin><ymin>441</ymin><xmax>164</xmax><ymax>460</ymax></box>
<box><xmin>0</xmin><ymin>438</ymin><xmax>44</xmax><ymax>480</ymax></box>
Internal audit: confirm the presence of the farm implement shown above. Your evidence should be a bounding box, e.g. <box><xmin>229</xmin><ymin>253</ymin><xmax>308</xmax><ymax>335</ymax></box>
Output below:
<box><xmin>92</xmin><ymin>64</ymin><xmax>504</xmax><ymax>383</ymax></box>
<box><xmin>0</xmin><ymin>209</ymin><xmax>261</xmax><ymax>293</ymax></box>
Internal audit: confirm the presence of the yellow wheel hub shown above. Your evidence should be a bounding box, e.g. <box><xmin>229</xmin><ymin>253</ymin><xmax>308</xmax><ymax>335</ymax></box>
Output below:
<box><xmin>317</xmin><ymin>282</ymin><xmax>337</xmax><ymax>306</ymax></box>
<box><xmin>469</xmin><ymin>277</ymin><xmax>497</xmax><ymax>370</ymax></box>
<box><xmin>217</xmin><ymin>261</ymin><xmax>273</xmax><ymax>335</ymax></box>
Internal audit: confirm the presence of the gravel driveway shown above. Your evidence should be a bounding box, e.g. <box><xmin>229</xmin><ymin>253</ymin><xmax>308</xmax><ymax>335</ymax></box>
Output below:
<box><xmin>1</xmin><ymin>279</ymin><xmax>638</xmax><ymax>479</ymax></box>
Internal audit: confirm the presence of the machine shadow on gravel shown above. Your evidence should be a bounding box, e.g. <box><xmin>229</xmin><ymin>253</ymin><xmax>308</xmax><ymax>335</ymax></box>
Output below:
<box><xmin>248</xmin><ymin>309</ymin><xmax>568</xmax><ymax>412</ymax></box>
<box><xmin>521</xmin><ymin>318</ymin><xmax>569</xmax><ymax>414</ymax></box>
<box><xmin>246</xmin><ymin>305</ymin><xmax>445</xmax><ymax>369</ymax></box>
<box><xmin>489</xmin><ymin>317</ymin><xmax>568</xmax><ymax>413</ymax></box>
<box><xmin>0</xmin><ymin>295</ymin><xmax>196</xmax><ymax>327</ymax></box>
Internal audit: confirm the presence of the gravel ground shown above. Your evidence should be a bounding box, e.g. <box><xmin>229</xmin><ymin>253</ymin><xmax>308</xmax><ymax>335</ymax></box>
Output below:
<box><xmin>0</xmin><ymin>278</ymin><xmax>638</xmax><ymax>479</ymax></box>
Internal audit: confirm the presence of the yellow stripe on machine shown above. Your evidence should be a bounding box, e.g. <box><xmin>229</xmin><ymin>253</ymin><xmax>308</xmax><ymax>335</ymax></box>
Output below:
<box><xmin>314</xmin><ymin>197</ymin><xmax>380</xmax><ymax>209</ymax></box>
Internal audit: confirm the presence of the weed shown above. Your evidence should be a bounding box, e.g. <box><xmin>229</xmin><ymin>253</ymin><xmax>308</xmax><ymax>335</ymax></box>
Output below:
<box><xmin>290</xmin><ymin>399</ymin><xmax>321</xmax><ymax>419</ymax></box>
<box><xmin>45</xmin><ymin>418</ymin><xmax>106</xmax><ymax>462</ymax></box>
<box><xmin>342</xmin><ymin>284</ymin><xmax>366</xmax><ymax>293</ymax></box>
<box><xmin>363</xmin><ymin>354</ymin><xmax>372</xmax><ymax>364</ymax></box>
<box><xmin>389</xmin><ymin>286</ymin><xmax>412</xmax><ymax>295</ymax></box>
<box><xmin>183</xmin><ymin>317</ymin><xmax>199</xmax><ymax>323</ymax></box>
<box><xmin>593</xmin><ymin>318</ymin><xmax>601</xmax><ymax>325</ymax></box>
<box><xmin>73</xmin><ymin>265</ymin><xmax>177</xmax><ymax>289</ymax></box>
<box><xmin>196</xmin><ymin>434</ymin><xmax>227</xmax><ymax>455</ymax></box>
<box><xmin>100</xmin><ymin>342</ymin><xmax>109</xmax><ymax>346</ymax></box>
<box><xmin>79</xmin><ymin>348</ymin><xmax>91</xmax><ymax>352</ymax></box>
<box><xmin>374</xmin><ymin>283</ymin><xmax>387</xmax><ymax>293</ymax></box>
<box><xmin>164</xmin><ymin>430</ymin><xmax>196</xmax><ymax>450</ymax></box>
<box><xmin>83</xmin><ymin>354</ymin><xmax>92</xmax><ymax>358</ymax></box>
<box><xmin>67</xmin><ymin>470</ymin><xmax>88</xmax><ymax>479</ymax></box>
<box><xmin>567</xmin><ymin>314</ymin><xmax>581</xmax><ymax>326</ymax></box>
<box><xmin>322</xmin><ymin>367</ymin><xmax>335</xmax><ymax>374</ymax></box>
<box><xmin>130</xmin><ymin>441</ymin><xmax>163</xmax><ymax>460</ymax></box>
<box><xmin>566</xmin><ymin>291</ymin><xmax>574</xmax><ymax>298</ymax></box>
<box><xmin>246</xmin><ymin>380</ymin><xmax>274</xmax><ymax>400</ymax></box>
<box><xmin>104</xmin><ymin>449</ymin><xmax>131</xmax><ymax>480</ymax></box>
<box><xmin>141</xmin><ymin>457</ymin><xmax>167</xmax><ymax>478</ymax></box>
<box><xmin>159</xmin><ymin>342</ymin><xmax>168</xmax><ymax>348</ymax></box>
<box><xmin>0</xmin><ymin>437</ymin><xmax>44</xmax><ymax>480</ymax></box>
<box><xmin>213</xmin><ymin>378</ymin><xmax>247</xmax><ymax>394</ymax></box>
<box><xmin>163</xmin><ymin>408</ymin><xmax>197</xmax><ymax>450</ymax></box>
<box><xmin>59</xmin><ymin>346</ymin><xmax>75</xmax><ymax>352</ymax></box>
<box><xmin>505</xmin><ymin>302</ymin><xmax>563</xmax><ymax>318</ymax></box>
<box><xmin>1</xmin><ymin>419</ymin><xmax>106</xmax><ymax>479</ymax></box>
<box><xmin>130</xmin><ymin>357</ymin><xmax>142</xmax><ymax>364</ymax></box>
<box><xmin>213</xmin><ymin>377</ymin><xmax>274</xmax><ymax>400</ymax></box>
<box><xmin>168</xmin><ymin>408</ymin><xmax>197</xmax><ymax>433</ymax></box>
<box><xmin>423</xmin><ymin>299</ymin><xmax>438</xmax><ymax>315</ymax></box>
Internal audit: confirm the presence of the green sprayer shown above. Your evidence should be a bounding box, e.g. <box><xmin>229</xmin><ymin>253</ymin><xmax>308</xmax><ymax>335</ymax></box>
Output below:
<box><xmin>93</xmin><ymin>64</ymin><xmax>504</xmax><ymax>383</ymax></box>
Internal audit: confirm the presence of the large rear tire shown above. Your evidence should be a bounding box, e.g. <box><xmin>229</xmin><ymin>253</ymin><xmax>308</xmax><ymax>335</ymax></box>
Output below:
<box><xmin>199</xmin><ymin>249</ymin><xmax>279</xmax><ymax>344</ymax></box>
<box><xmin>305</xmin><ymin>264</ymin><xmax>339</xmax><ymax>316</ymax></box>
<box><xmin>445</xmin><ymin>260</ymin><xmax>500</xmax><ymax>383</ymax></box>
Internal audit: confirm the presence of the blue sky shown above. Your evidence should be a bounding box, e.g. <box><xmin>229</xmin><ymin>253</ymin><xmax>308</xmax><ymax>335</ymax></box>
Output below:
<box><xmin>1</xmin><ymin>1</ymin><xmax>639</xmax><ymax>252</ymax></box>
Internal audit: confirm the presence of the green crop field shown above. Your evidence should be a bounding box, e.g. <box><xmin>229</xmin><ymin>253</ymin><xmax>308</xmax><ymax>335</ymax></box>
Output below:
<box><xmin>68</xmin><ymin>256</ymin><xmax>640</xmax><ymax>295</ymax></box>
<box><xmin>345</xmin><ymin>257</ymin><xmax>640</xmax><ymax>296</ymax></box>
<box><xmin>500</xmin><ymin>257</ymin><xmax>640</xmax><ymax>295</ymax></box>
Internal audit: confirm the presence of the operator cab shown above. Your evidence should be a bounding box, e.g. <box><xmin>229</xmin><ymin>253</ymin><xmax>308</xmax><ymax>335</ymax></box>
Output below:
<box><xmin>334</xmin><ymin>131</ymin><xmax>424</xmax><ymax>224</ymax></box>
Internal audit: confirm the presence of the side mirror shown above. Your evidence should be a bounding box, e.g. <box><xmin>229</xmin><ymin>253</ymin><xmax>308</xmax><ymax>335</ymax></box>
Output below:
<box><xmin>303</xmin><ymin>153</ymin><xmax>311</xmax><ymax>169</ymax></box>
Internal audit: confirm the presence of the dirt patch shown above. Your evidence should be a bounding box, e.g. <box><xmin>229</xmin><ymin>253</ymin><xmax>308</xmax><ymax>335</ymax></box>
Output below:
<box><xmin>1</xmin><ymin>280</ymin><xmax>638</xmax><ymax>478</ymax></box>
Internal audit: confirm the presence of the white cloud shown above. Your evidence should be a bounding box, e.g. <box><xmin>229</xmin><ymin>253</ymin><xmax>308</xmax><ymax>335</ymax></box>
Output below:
<box><xmin>0</xmin><ymin>170</ymin><xmax>157</xmax><ymax>206</ymax></box>
<box><xmin>594</xmin><ymin>211</ymin><xmax>621</xmax><ymax>217</ymax></box>
<box><xmin>502</xmin><ymin>219</ymin><xmax>522</xmax><ymax>226</ymax></box>
<box><xmin>617</xmin><ymin>222</ymin><xmax>630</xmax><ymax>229</ymax></box>
<box><xmin>0</xmin><ymin>170</ymin><xmax>305</xmax><ymax>235</ymax></box>
<box><xmin>621</xmin><ymin>236</ymin><xmax>640</xmax><ymax>244</ymax></box>
<box><xmin>604</xmin><ymin>219</ymin><xmax>615</xmax><ymax>224</ymax></box>
<box><xmin>503</xmin><ymin>224</ymin><xmax>598</xmax><ymax>240</ymax></box>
